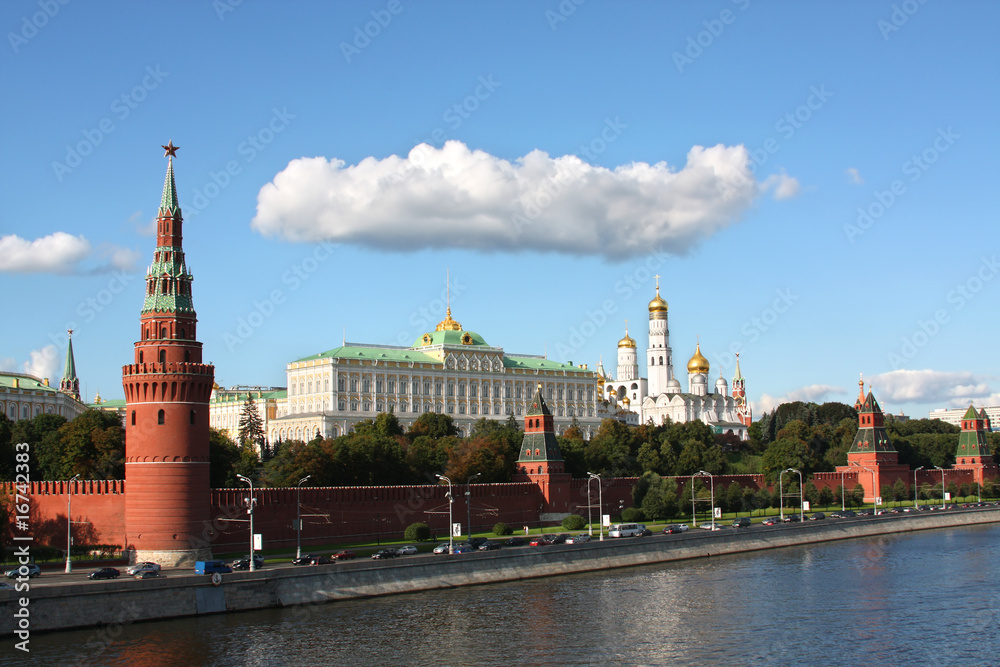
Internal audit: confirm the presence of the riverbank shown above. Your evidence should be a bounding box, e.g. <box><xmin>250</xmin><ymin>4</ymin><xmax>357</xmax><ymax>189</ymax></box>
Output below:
<box><xmin>4</xmin><ymin>507</ymin><xmax>999</xmax><ymax>636</ymax></box>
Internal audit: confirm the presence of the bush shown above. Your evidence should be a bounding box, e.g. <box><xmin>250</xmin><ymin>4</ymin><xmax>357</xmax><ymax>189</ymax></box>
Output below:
<box><xmin>621</xmin><ymin>507</ymin><xmax>645</xmax><ymax>522</ymax></box>
<box><xmin>403</xmin><ymin>522</ymin><xmax>431</xmax><ymax>542</ymax></box>
<box><xmin>561</xmin><ymin>514</ymin><xmax>586</xmax><ymax>530</ymax></box>
<box><xmin>493</xmin><ymin>522</ymin><xmax>512</xmax><ymax>536</ymax></box>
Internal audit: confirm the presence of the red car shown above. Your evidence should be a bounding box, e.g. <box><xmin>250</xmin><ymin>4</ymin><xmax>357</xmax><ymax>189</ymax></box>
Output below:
<box><xmin>529</xmin><ymin>536</ymin><xmax>551</xmax><ymax>546</ymax></box>
<box><xmin>333</xmin><ymin>550</ymin><xmax>356</xmax><ymax>560</ymax></box>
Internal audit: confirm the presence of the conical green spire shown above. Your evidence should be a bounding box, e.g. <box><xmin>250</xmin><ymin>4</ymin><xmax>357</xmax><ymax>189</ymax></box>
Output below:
<box><xmin>63</xmin><ymin>334</ymin><xmax>77</xmax><ymax>381</ymax></box>
<box><xmin>159</xmin><ymin>158</ymin><xmax>181</xmax><ymax>217</ymax></box>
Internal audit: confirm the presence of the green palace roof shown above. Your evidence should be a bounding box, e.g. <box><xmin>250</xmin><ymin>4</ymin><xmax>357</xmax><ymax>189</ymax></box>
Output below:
<box><xmin>294</xmin><ymin>346</ymin><xmax>439</xmax><ymax>364</ymax></box>
<box><xmin>412</xmin><ymin>329</ymin><xmax>491</xmax><ymax>348</ymax></box>
<box><xmin>0</xmin><ymin>373</ymin><xmax>60</xmax><ymax>393</ymax></box>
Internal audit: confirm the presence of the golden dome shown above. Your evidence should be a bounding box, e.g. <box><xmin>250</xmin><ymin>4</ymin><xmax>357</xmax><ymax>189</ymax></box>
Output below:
<box><xmin>687</xmin><ymin>343</ymin><xmax>710</xmax><ymax>374</ymax></box>
<box><xmin>435</xmin><ymin>307</ymin><xmax>462</xmax><ymax>332</ymax></box>
<box><xmin>622</xmin><ymin>396</ymin><xmax>631</xmax><ymax>405</ymax></box>
<box><xmin>617</xmin><ymin>325</ymin><xmax>636</xmax><ymax>348</ymax></box>
<box><xmin>648</xmin><ymin>285</ymin><xmax>668</xmax><ymax>314</ymax></box>
<box><xmin>609</xmin><ymin>387</ymin><xmax>617</xmax><ymax>396</ymax></box>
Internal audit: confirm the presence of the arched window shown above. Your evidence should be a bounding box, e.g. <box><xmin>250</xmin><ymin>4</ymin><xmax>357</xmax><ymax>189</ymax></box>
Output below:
<box><xmin>138</xmin><ymin>351</ymin><xmax>143</xmax><ymax>363</ymax></box>
<box><xmin>190</xmin><ymin>410</ymin><xmax>196</xmax><ymax>425</ymax></box>
<box><xmin>659</xmin><ymin>356</ymin><xmax>664</xmax><ymax>365</ymax></box>
<box><xmin>157</xmin><ymin>409</ymin><xmax>165</xmax><ymax>425</ymax></box>
<box><xmin>159</xmin><ymin>350</ymin><xmax>166</xmax><ymax>364</ymax></box>
<box><xmin>180</xmin><ymin>328</ymin><xmax>186</xmax><ymax>339</ymax></box>
<box><xmin>184</xmin><ymin>350</ymin><xmax>190</xmax><ymax>362</ymax></box>
<box><xmin>131</xmin><ymin>410</ymin><xmax>136</xmax><ymax>426</ymax></box>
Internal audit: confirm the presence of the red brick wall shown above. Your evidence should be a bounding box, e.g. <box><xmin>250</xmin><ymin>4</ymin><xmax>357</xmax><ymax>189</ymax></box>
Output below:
<box><xmin>6</xmin><ymin>480</ymin><xmax>127</xmax><ymax>549</ymax></box>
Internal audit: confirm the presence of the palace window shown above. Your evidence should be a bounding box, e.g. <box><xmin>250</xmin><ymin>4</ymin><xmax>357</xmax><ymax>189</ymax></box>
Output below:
<box><xmin>351</xmin><ymin>401</ymin><xmax>359</xmax><ymax>411</ymax></box>
<box><xmin>338</xmin><ymin>399</ymin><xmax>346</xmax><ymax>411</ymax></box>
<box><xmin>458</xmin><ymin>383</ymin><xmax>466</xmax><ymax>397</ymax></box>
<box><xmin>388</xmin><ymin>379</ymin><xmax>396</xmax><ymax>394</ymax></box>
<box><xmin>459</xmin><ymin>404</ymin><xmax>466</xmax><ymax>414</ymax></box>
<box><xmin>547</xmin><ymin>388</ymin><xmax>553</xmax><ymax>399</ymax></box>
<box><xmin>557</xmin><ymin>388</ymin><xmax>563</xmax><ymax>399</ymax></box>
<box><xmin>435</xmin><ymin>383</ymin><xmax>443</xmax><ymax>396</ymax></box>
<box><xmin>376</xmin><ymin>379</ymin><xmax>383</xmax><ymax>393</ymax></box>
<box><xmin>350</xmin><ymin>379</ymin><xmax>358</xmax><ymax>392</ymax></box>
<box><xmin>338</xmin><ymin>377</ymin><xmax>346</xmax><ymax>391</ymax></box>
<box><xmin>363</xmin><ymin>379</ymin><xmax>371</xmax><ymax>393</ymax></box>
<box><xmin>515</xmin><ymin>386</ymin><xmax>522</xmax><ymax>399</ymax></box>
<box><xmin>448</xmin><ymin>383</ymin><xmax>455</xmax><ymax>397</ymax></box>
<box><xmin>516</xmin><ymin>406</ymin><xmax>522</xmax><ymax>416</ymax></box>
<box><xmin>364</xmin><ymin>401</ymin><xmax>372</xmax><ymax>411</ymax></box>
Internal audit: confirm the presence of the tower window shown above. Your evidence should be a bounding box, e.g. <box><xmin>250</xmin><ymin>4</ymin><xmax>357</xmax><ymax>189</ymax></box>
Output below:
<box><xmin>139</xmin><ymin>351</ymin><xmax>143</xmax><ymax>363</ymax></box>
<box><xmin>159</xmin><ymin>350</ymin><xmax>166</xmax><ymax>364</ymax></box>
<box><xmin>157</xmin><ymin>409</ymin><xmax>165</xmax><ymax>425</ymax></box>
<box><xmin>190</xmin><ymin>409</ymin><xmax>196</xmax><ymax>425</ymax></box>
<box><xmin>184</xmin><ymin>350</ymin><xmax>190</xmax><ymax>362</ymax></box>
<box><xmin>131</xmin><ymin>410</ymin><xmax>136</xmax><ymax>426</ymax></box>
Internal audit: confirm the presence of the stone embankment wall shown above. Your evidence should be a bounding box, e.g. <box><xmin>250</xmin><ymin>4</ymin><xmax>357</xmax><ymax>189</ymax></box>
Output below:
<box><xmin>3</xmin><ymin>508</ymin><xmax>998</xmax><ymax>636</ymax></box>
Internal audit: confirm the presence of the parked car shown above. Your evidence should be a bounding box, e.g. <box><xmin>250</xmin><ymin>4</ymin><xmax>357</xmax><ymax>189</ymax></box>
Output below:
<box><xmin>433</xmin><ymin>543</ymin><xmax>452</xmax><ymax>554</ymax></box>
<box><xmin>293</xmin><ymin>554</ymin><xmax>321</xmax><ymax>566</ymax></box>
<box><xmin>529</xmin><ymin>536</ymin><xmax>551</xmax><ymax>546</ymax></box>
<box><xmin>761</xmin><ymin>517</ymin><xmax>782</xmax><ymax>526</ymax></box>
<box><xmin>732</xmin><ymin>518</ymin><xmax>751</xmax><ymax>528</ymax></box>
<box><xmin>88</xmin><ymin>567</ymin><xmax>120</xmax><ymax>580</ymax></box>
<box><xmin>551</xmin><ymin>534</ymin><xmax>570</xmax><ymax>545</ymax></box>
<box><xmin>699</xmin><ymin>522</ymin><xmax>725</xmax><ymax>530</ymax></box>
<box><xmin>396</xmin><ymin>545</ymin><xmax>419</xmax><ymax>556</ymax></box>
<box><xmin>504</xmin><ymin>537</ymin><xmax>527</xmax><ymax>547</ymax></box>
<box><xmin>782</xmin><ymin>515</ymin><xmax>801</xmax><ymax>523</ymax></box>
<box><xmin>637</xmin><ymin>528</ymin><xmax>653</xmax><ymax>537</ymax></box>
<box><xmin>452</xmin><ymin>545</ymin><xmax>474</xmax><ymax>554</ymax></box>
<box><xmin>810</xmin><ymin>512</ymin><xmax>826</xmax><ymax>521</ymax></box>
<box><xmin>231</xmin><ymin>554</ymin><xmax>265</xmax><ymax>571</ymax></box>
<box><xmin>5</xmin><ymin>563</ymin><xmax>41</xmax><ymax>579</ymax></box>
<box><xmin>333</xmin><ymin>550</ymin><xmax>357</xmax><ymax>560</ymax></box>
<box><xmin>565</xmin><ymin>534</ymin><xmax>592</xmax><ymax>544</ymax></box>
<box><xmin>371</xmin><ymin>549</ymin><xmax>397</xmax><ymax>560</ymax></box>
<box><xmin>663</xmin><ymin>524</ymin><xmax>689</xmax><ymax>534</ymax></box>
<box><xmin>134</xmin><ymin>570</ymin><xmax>160</xmax><ymax>579</ymax></box>
<box><xmin>310</xmin><ymin>555</ymin><xmax>333</xmax><ymax>565</ymax></box>
<box><xmin>467</xmin><ymin>537</ymin><xmax>489</xmax><ymax>549</ymax></box>
<box><xmin>195</xmin><ymin>560</ymin><xmax>232</xmax><ymax>575</ymax></box>
<box><xmin>478</xmin><ymin>541</ymin><xmax>501</xmax><ymax>551</ymax></box>
<box><xmin>126</xmin><ymin>562</ymin><xmax>161</xmax><ymax>576</ymax></box>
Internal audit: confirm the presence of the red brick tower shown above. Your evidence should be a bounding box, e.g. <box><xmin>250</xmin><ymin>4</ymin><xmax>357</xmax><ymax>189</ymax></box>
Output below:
<box><xmin>954</xmin><ymin>405</ymin><xmax>998</xmax><ymax>486</ymax></box>
<box><xmin>514</xmin><ymin>384</ymin><xmax>571</xmax><ymax>514</ymax></box>
<box><xmin>836</xmin><ymin>387</ymin><xmax>908</xmax><ymax>503</ymax></box>
<box><xmin>122</xmin><ymin>142</ymin><xmax>215</xmax><ymax>566</ymax></box>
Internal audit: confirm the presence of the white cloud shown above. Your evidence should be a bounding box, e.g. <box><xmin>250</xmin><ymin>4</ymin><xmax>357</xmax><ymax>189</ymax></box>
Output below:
<box><xmin>761</xmin><ymin>171</ymin><xmax>801</xmax><ymax>200</ymax></box>
<box><xmin>0</xmin><ymin>232</ymin><xmax>91</xmax><ymax>273</ymax></box>
<box><xmin>845</xmin><ymin>167</ymin><xmax>863</xmax><ymax>184</ymax></box>
<box><xmin>755</xmin><ymin>384</ymin><xmax>843</xmax><ymax>414</ymax></box>
<box><xmin>129</xmin><ymin>210</ymin><xmax>157</xmax><ymax>236</ymax></box>
<box><xmin>251</xmin><ymin>141</ymin><xmax>794</xmax><ymax>260</ymax></box>
<box><xmin>0</xmin><ymin>346</ymin><xmax>61</xmax><ymax>383</ymax></box>
<box><xmin>869</xmin><ymin>369</ymin><xmax>994</xmax><ymax>406</ymax></box>
<box><xmin>96</xmin><ymin>244</ymin><xmax>142</xmax><ymax>272</ymax></box>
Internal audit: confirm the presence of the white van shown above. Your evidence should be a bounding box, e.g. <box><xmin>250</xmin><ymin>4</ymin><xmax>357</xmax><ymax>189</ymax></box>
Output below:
<box><xmin>608</xmin><ymin>523</ymin><xmax>642</xmax><ymax>538</ymax></box>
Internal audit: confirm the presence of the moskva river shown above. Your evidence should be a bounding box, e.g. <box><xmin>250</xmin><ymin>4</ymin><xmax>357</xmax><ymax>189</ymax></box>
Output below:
<box><xmin>18</xmin><ymin>524</ymin><xmax>1000</xmax><ymax>666</ymax></box>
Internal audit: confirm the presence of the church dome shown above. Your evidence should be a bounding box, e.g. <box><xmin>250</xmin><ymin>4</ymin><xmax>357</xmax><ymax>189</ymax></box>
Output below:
<box><xmin>622</xmin><ymin>396</ymin><xmax>631</xmax><ymax>406</ymax></box>
<box><xmin>666</xmin><ymin>378</ymin><xmax>682</xmax><ymax>394</ymax></box>
<box><xmin>648</xmin><ymin>286</ymin><xmax>668</xmax><ymax>315</ymax></box>
<box><xmin>617</xmin><ymin>331</ymin><xmax>636</xmax><ymax>348</ymax></box>
<box><xmin>687</xmin><ymin>343</ymin><xmax>710</xmax><ymax>374</ymax></box>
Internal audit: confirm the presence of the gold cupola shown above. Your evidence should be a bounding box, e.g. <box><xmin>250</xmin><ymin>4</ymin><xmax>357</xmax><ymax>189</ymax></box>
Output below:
<box><xmin>648</xmin><ymin>278</ymin><xmax>668</xmax><ymax>317</ymax></box>
<box><xmin>435</xmin><ymin>307</ymin><xmax>462</xmax><ymax>332</ymax></box>
<box><xmin>617</xmin><ymin>324</ymin><xmax>636</xmax><ymax>348</ymax></box>
<box><xmin>687</xmin><ymin>342</ymin><xmax>710</xmax><ymax>374</ymax></box>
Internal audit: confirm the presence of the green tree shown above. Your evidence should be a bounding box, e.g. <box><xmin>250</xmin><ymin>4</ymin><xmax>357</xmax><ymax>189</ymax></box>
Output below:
<box><xmin>803</xmin><ymin>481</ymin><xmax>820</xmax><ymax>508</ymax></box>
<box><xmin>209</xmin><ymin>428</ymin><xmax>242</xmax><ymax>487</ymax></box>
<box><xmin>9</xmin><ymin>412</ymin><xmax>66</xmax><ymax>480</ymax></box>
<box><xmin>408</xmin><ymin>412</ymin><xmax>457</xmax><ymax>439</ymax></box>
<box><xmin>892</xmin><ymin>478</ymin><xmax>908</xmax><ymax>502</ymax></box>
<box><xmin>585</xmin><ymin>419</ymin><xmax>635</xmax><ymax>476</ymax></box>
<box><xmin>37</xmin><ymin>410</ymin><xmax>123</xmax><ymax>480</ymax></box>
<box><xmin>761</xmin><ymin>437</ymin><xmax>811</xmax><ymax>482</ymax></box>
<box><xmin>724</xmin><ymin>481</ymin><xmax>744</xmax><ymax>514</ymax></box>
<box><xmin>237</xmin><ymin>394</ymin><xmax>267</xmax><ymax>457</ymax></box>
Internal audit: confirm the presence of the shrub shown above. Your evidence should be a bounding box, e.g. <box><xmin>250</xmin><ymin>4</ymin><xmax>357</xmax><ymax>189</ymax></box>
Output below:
<box><xmin>621</xmin><ymin>507</ymin><xmax>644</xmax><ymax>522</ymax></box>
<box><xmin>404</xmin><ymin>522</ymin><xmax>431</xmax><ymax>542</ymax></box>
<box><xmin>561</xmin><ymin>514</ymin><xmax>586</xmax><ymax>530</ymax></box>
<box><xmin>493</xmin><ymin>522</ymin><xmax>512</xmax><ymax>536</ymax></box>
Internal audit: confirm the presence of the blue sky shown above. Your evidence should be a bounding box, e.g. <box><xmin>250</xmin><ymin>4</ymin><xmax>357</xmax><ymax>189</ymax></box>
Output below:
<box><xmin>2</xmin><ymin>0</ymin><xmax>998</xmax><ymax>418</ymax></box>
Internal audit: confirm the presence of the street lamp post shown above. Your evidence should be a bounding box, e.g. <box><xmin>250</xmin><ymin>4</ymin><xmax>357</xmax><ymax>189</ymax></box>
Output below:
<box><xmin>695</xmin><ymin>471</ymin><xmax>715</xmax><ymax>529</ymax></box>
<box><xmin>237</xmin><ymin>474</ymin><xmax>257</xmax><ymax>571</ymax></box>
<box><xmin>840</xmin><ymin>470</ymin><xmax>846</xmax><ymax>512</ymax></box>
<box><xmin>934</xmin><ymin>465</ymin><xmax>946</xmax><ymax>509</ymax></box>
<box><xmin>296</xmin><ymin>475</ymin><xmax>311</xmax><ymax>559</ymax></box>
<box><xmin>689</xmin><ymin>472</ymin><xmax>697</xmax><ymax>527</ymax></box>
<box><xmin>587</xmin><ymin>472</ymin><xmax>603</xmax><ymax>540</ymax></box>
<box><xmin>65</xmin><ymin>474</ymin><xmax>80</xmax><ymax>573</ymax></box>
<box><xmin>786</xmin><ymin>468</ymin><xmax>803</xmax><ymax>523</ymax></box>
<box><xmin>586</xmin><ymin>475</ymin><xmax>595</xmax><ymax>536</ymax></box>
<box><xmin>465</xmin><ymin>473</ymin><xmax>481</xmax><ymax>542</ymax></box>
<box><xmin>913</xmin><ymin>466</ymin><xmax>924</xmax><ymax>510</ymax></box>
<box><xmin>436</xmin><ymin>474</ymin><xmax>454</xmax><ymax>553</ymax></box>
<box><xmin>779</xmin><ymin>470</ymin><xmax>786</xmax><ymax>522</ymax></box>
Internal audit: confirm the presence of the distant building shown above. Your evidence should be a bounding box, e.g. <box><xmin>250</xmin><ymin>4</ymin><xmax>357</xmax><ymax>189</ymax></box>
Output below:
<box><xmin>1</xmin><ymin>333</ymin><xmax>87</xmax><ymax>421</ymax></box>
<box><xmin>209</xmin><ymin>385</ymin><xmax>286</xmax><ymax>451</ymax></box>
<box><xmin>930</xmin><ymin>406</ymin><xmax>1000</xmax><ymax>431</ymax></box>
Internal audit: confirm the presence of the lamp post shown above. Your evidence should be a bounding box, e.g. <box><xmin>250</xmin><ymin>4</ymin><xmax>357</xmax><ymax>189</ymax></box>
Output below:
<box><xmin>237</xmin><ymin>474</ymin><xmax>256</xmax><ymax>571</ymax></box>
<box><xmin>65</xmin><ymin>474</ymin><xmax>80</xmax><ymax>573</ymax></box>
<box><xmin>778</xmin><ymin>470</ymin><xmax>786</xmax><ymax>522</ymax></box>
<box><xmin>689</xmin><ymin>472</ymin><xmax>697</xmax><ymax>527</ymax></box>
<box><xmin>913</xmin><ymin>466</ymin><xmax>924</xmax><ymax>510</ymax></box>
<box><xmin>695</xmin><ymin>470</ymin><xmax>715</xmax><ymax>529</ymax></box>
<box><xmin>436</xmin><ymin>474</ymin><xmax>454</xmax><ymax>553</ymax></box>
<box><xmin>840</xmin><ymin>470</ymin><xmax>846</xmax><ymax>512</ymax></box>
<box><xmin>296</xmin><ymin>475</ymin><xmax>311</xmax><ymax>559</ymax></box>
<box><xmin>586</xmin><ymin>474</ymin><xmax>596</xmax><ymax>536</ymax></box>
<box><xmin>786</xmin><ymin>468</ymin><xmax>803</xmax><ymax>523</ymax></box>
<box><xmin>934</xmin><ymin>465</ymin><xmax>946</xmax><ymax>509</ymax></box>
<box><xmin>587</xmin><ymin>472</ymin><xmax>603</xmax><ymax>540</ymax></box>
<box><xmin>465</xmin><ymin>473</ymin><xmax>481</xmax><ymax>542</ymax></box>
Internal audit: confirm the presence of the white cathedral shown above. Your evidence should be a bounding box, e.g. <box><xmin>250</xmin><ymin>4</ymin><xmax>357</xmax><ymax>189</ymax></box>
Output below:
<box><xmin>598</xmin><ymin>280</ymin><xmax>752</xmax><ymax>439</ymax></box>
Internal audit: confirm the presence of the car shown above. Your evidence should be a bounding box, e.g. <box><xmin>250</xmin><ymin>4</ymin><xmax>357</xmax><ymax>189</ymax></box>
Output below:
<box><xmin>371</xmin><ymin>549</ymin><xmax>397</xmax><ymax>560</ymax></box>
<box><xmin>782</xmin><ymin>515</ymin><xmax>801</xmax><ymax>523</ymax></box>
<box><xmin>88</xmin><ymin>567</ymin><xmax>120</xmax><ymax>580</ymax></box>
<box><xmin>126</xmin><ymin>561</ymin><xmax>161</xmax><ymax>576</ymax></box>
<box><xmin>699</xmin><ymin>522</ymin><xmax>725</xmax><ymax>530</ymax></box>
<box><xmin>504</xmin><ymin>537</ymin><xmax>527</xmax><ymax>547</ymax></box>
<box><xmin>231</xmin><ymin>554</ymin><xmax>265</xmax><ymax>571</ymax></box>
<box><xmin>478</xmin><ymin>541</ymin><xmax>501</xmax><ymax>551</ymax></box>
<box><xmin>195</xmin><ymin>560</ymin><xmax>232</xmax><ymax>575</ymax></box>
<box><xmin>5</xmin><ymin>564</ymin><xmax>40</xmax><ymax>579</ymax></box>
<box><xmin>529</xmin><ymin>536</ymin><xmax>551</xmax><ymax>546</ymax></box>
<box><xmin>810</xmin><ymin>512</ymin><xmax>825</xmax><ymax>521</ymax></box>
<box><xmin>467</xmin><ymin>537</ymin><xmax>489</xmax><ymax>549</ymax></box>
<box><xmin>565</xmin><ymin>534</ymin><xmax>592</xmax><ymax>544</ymax></box>
<box><xmin>663</xmin><ymin>523</ymin><xmax>690</xmax><ymax>534</ymax></box>
<box><xmin>333</xmin><ymin>550</ymin><xmax>357</xmax><ymax>560</ymax></box>
<box><xmin>637</xmin><ymin>528</ymin><xmax>653</xmax><ymax>537</ymax></box>
<box><xmin>732</xmin><ymin>518</ymin><xmax>751</xmax><ymax>528</ymax></box>
<box><xmin>396</xmin><ymin>545</ymin><xmax>418</xmax><ymax>556</ymax></box>
<box><xmin>452</xmin><ymin>545</ymin><xmax>474</xmax><ymax>554</ymax></box>
<box><xmin>134</xmin><ymin>570</ymin><xmax>160</xmax><ymax>579</ymax></box>
<box><xmin>293</xmin><ymin>554</ymin><xmax>322</xmax><ymax>566</ymax></box>
<box><xmin>309</xmin><ymin>555</ymin><xmax>333</xmax><ymax>565</ymax></box>
<box><xmin>761</xmin><ymin>517</ymin><xmax>782</xmax><ymax>526</ymax></box>
<box><xmin>551</xmin><ymin>534</ymin><xmax>570</xmax><ymax>545</ymax></box>
<box><xmin>432</xmin><ymin>543</ymin><xmax>452</xmax><ymax>554</ymax></box>
<box><xmin>842</xmin><ymin>510</ymin><xmax>857</xmax><ymax>517</ymax></box>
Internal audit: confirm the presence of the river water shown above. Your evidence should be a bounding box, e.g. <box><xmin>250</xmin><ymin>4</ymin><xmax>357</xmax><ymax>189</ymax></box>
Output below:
<box><xmin>15</xmin><ymin>524</ymin><xmax>1000</xmax><ymax>666</ymax></box>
